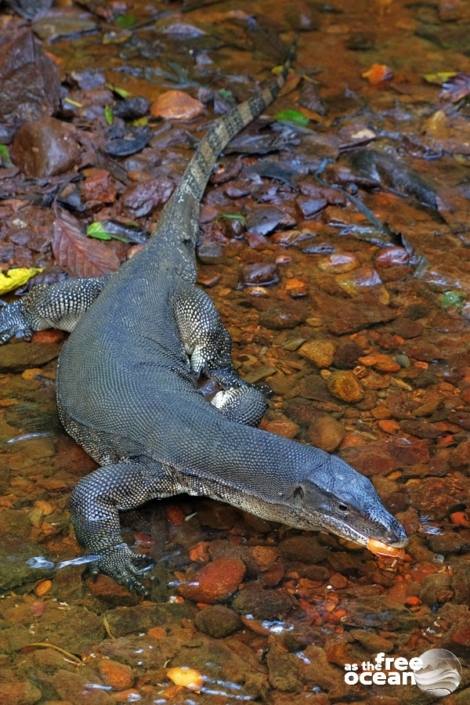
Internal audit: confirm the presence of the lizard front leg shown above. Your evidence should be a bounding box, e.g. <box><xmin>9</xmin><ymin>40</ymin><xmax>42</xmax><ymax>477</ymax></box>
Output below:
<box><xmin>70</xmin><ymin>458</ymin><xmax>176</xmax><ymax>594</ymax></box>
<box><xmin>173</xmin><ymin>285</ymin><xmax>268</xmax><ymax>425</ymax></box>
<box><xmin>0</xmin><ymin>276</ymin><xmax>108</xmax><ymax>344</ymax></box>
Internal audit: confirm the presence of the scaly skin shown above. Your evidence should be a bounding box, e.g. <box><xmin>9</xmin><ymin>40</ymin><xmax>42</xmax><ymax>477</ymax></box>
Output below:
<box><xmin>0</xmin><ymin>46</ymin><xmax>407</xmax><ymax>594</ymax></box>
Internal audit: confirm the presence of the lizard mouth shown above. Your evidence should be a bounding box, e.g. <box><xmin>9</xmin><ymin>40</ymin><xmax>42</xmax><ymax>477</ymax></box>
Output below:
<box><xmin>317</xmin><ymin>515</ymin><xmax>408</xmax><ymax>551</ymax></box>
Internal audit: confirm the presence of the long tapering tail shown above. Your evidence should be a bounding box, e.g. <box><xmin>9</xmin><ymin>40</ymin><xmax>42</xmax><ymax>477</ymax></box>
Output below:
<box><xmin>157</xmin><ymin>44</ymin><xmax>296</xmax><ymax>247</ymax></box>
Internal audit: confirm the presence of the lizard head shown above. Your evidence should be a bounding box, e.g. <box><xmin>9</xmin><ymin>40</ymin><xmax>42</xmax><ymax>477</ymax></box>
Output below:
<box><xmin>279</xmin><ymin>453</ymin><xmax>407</xmax><ymax>550</ymax></box>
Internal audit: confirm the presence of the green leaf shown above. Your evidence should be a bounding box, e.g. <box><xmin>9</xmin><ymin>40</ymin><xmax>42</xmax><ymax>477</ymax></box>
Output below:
<box><xmin>0</xmin><ymin>144</ymin><xmax>12</xmax><ymax>166</ymax></box>
<box><xmin>423</xmin><ymin>71</ymin><xmax>457</xmax><ymax>85</ymax></box>
<box><xmin>86</xmin><ymin>222</ymin><xmax>112</xmax><ymax>241</ymax></box>
<box><xmin>63</xmin><ymin>97</ymin><xmax>83</xmax><ymax>108</ymax></box>
<box><xmin>220</xmin><ymin>212</ymin><xmax>246</xmax><ymax>225</ymax></box>
<box><xmin>218</xmin><ymin>88</ymin><xmax>233</xmax><ymax>100</ymax></box>
<box><xmin>439</xmin><ymin>290</ymin><xmax>465</xmax><ymax>309</ymax></box>
<box><xmin>132</xmin><ymin>116</ymin><xmax>148</xmax><ymax>127</ymax></box>
<box><xmin>104</xmin><ymin>105</ymin><xmax>113</xmax><ymax>125</ymax></box>
<box><xmin>115</xmin><ymin>13</ymin><xmax>137</xmax><ymax>29</ymax></box>
<box><xmin>275</xmin><ymin>108</ymin><xmax>310</xmax><ymax>127</ymax></box>
<box><xmin>107</xmin><ymin>83</ymin><xmax>132</xmax><ymax>99</ymax></box>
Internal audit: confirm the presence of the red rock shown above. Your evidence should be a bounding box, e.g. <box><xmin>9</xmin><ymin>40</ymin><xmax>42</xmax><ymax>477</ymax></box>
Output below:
<box><xmin>11</xmin><ymin>117</ymin><xmax>80</xmax><ymax>177</ymax></box>
<box><xmin>358</xmin><ymin>353</ymin><xmax>400</xmax><ymax>373</ymax></box>
<box><xmin>98</xmin><ymin>659</ymin><xmax>134</xmax><ymax>690</ymax></box>
<box><xmin>178</xmin><ymin>558</ymin><xmax>246</xmax><ymax>603</ymax></box>
<box><xmin>151</xmin><ymin>90</ymin><xmax>204</xmax><ymax>120</ymax></box>
<box><xmin>341</xmin><ymin>443</ymin><xmax>399</xmax><ymax>476</ymax></box>
<box><xmin>285</xmin><ymin>277</ymin><xmax>309</xmax><ymax>298</ymax></box>
<box><xmin>260</xmin><ymin>415</ymin><xmax>300</xmax><ymax>438</ymax></box>
<box><xmin>81</xmin><ymin>168</ymin><xmax>116</xmax><ymax>206</ymax></box>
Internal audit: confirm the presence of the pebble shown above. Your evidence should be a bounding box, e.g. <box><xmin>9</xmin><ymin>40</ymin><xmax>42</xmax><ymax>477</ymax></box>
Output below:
<box><xmin>232</xmin><ymin>584</ymin><xmax>294</xmax><ymax>619</ymax></box>
<box><xmin>297</xmin><ymin>195</ymin><xmax>327</xmax><ymax>218</ymax></box>
<box><xmin>307</xmin><ymin>415</ymin><xmax>345</xmax><ymax>452</ymax></box>
<box><xmin>358</xmin><ymin>353</ymin><xmax>401</xmax><ymax>373</ymax></box>
<box><xmin>151</xmin><ymin>90</ymin><xmax>204</xmax><ymax>120</ymax></box>
<box><xmin>260</xmin><ymin>305</ymin><xmax>306</xmax><ymax>330</ymax></box>
<box><xmin>0</xmin><ymin>29</ymin><xmax>60</xmax><ymax>124</ymax></box>
<box><xmin>98</xmin><ymin>659</ymin><xmax>134</xmax><ymax>690</ymax></box>
<box><xmin>327</xmin><ymin>371</ymin><xmax>364</xmax><ymax>402</ymax></box>
<box><xmin>298</xmin><ymin>339</ymin><xmax>335</xmax><ymax>368</ymax></box>
<box><xmin>279</xmin><ymin>535</ymin><xmax>327</xmax><ymax>563</ymax></box>
<box><xmin>242</xmin><ymin>262</ymin><xmax>279</xmax><ymax>286</ymax></box>
<box><xmin>318</xmin><ymin>252</ymin><xmax>359</xmax><ymax>273</ymax></box>
<box><xmin>12</xmin><ymin>117</ymin><xmax>80</xmax><ymax>178</ymax></box>
<box><xmin>194</xmin><ymin>605</ymin><xmax>241</xmax><ymax>637</ymax></box>
<box><xmin>260</xmin><ymin>415</ymin><xmax>300</xmax><ymax>438</ymax></box>
<box><xmin>333</xmin><ymin>340</ymin><xmax>363</xmax><ymax>369</ymax></box>
<box><xmin>178</xmin><ymin>557</ymin><xmax>246</xmax><ymax>603</ymax></box>
<box><xmin>284</xmin><ymin>277</ymin><xmax>308</xmax><ymax>298</ymax></box>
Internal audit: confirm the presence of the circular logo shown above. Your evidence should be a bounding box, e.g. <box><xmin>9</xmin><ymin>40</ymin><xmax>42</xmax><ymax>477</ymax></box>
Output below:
<box><xmin>412</xmin><ymin>649</ymin><xmax>462</xmax><ymax>698</ymax></box>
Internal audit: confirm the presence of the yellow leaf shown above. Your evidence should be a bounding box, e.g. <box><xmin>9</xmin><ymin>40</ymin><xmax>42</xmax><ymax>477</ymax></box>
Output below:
<box><xmin>0</xmin><ymin>268</ymin><xmax>43</xmax><ymax>295</ymax></box>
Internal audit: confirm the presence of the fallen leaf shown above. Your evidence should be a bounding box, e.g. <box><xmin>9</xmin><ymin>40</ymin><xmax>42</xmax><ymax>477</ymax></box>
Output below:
<box><xmin>275</xmin><ymin>108</ymin><xmax>310</xmax><ymax>127</ymax></box>
<box><xmin>423</xmin><ymin>71</ymin><xmax>457</xmax><ymax>85</ymax></box>
<box><xmin>440</xmin><ymin>72</ymin><xmax>470</xmax><ymax>103</ymax></box>
<box><xmin>151</xmin><ymin>90</ymin><xmax>204</xmax><ymax>120</ymax></box>
<box><xmin>0</xmin><ymin>267</ymin><xmax>43</xmax><ymax>295</ymax></box>
<box><xmin>52</xmin><ymin>210</ymin><xmax>120</xmax><ymax>277</ymax></box>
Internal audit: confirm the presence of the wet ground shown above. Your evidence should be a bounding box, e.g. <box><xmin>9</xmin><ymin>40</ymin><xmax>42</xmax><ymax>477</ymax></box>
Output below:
<box><xmin>0</xmin><ymin>0</ymin><xmax>469</xmax><ymax>704</ymax></box>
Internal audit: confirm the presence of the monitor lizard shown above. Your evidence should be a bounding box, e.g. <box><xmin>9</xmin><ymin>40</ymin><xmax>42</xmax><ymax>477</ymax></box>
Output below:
<box><xmin>0</xmin><ymin>46</ymin><xmax>407</xmax><ymax>594</ymax></box>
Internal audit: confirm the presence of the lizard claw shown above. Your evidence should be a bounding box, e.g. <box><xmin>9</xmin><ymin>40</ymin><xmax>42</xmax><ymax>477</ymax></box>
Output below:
<box><xmin>91</xmin><ymin>543</ymin><xmax>153</xmax><ymax>595</ymax></box>
<box><xmin>0</xmin><ymin>302</ymin><xmax>32</xmax><ymax>345</ymax></box>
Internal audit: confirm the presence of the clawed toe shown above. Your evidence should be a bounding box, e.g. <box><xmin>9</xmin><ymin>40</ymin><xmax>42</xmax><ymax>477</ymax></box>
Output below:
<box><xmin>92</xmin><ymin>544</ymin><xmax>154</xmax><ymax>595</ymax></box>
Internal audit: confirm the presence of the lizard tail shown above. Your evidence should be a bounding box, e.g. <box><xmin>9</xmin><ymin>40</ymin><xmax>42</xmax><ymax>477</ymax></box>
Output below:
<box><xmin>160</xmin><ymin>43</ymin><xmax>296</xmax><ymax>243</ymax></box>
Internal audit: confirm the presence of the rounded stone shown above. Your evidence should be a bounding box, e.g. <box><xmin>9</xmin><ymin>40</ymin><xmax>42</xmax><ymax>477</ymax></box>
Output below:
<box><xmin>327</xmin><ymin>371</ymin><xmax>364</xmax><ymax>403</ymax></box>
<box><xmin>194</xmin><ymin>605</ymin><xmax>241</xmax><ymax>637</ymax></box>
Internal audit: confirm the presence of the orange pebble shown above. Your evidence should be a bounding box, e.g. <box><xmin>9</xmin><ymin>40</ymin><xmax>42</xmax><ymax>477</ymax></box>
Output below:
<box><xmin>189</xmin><ymin>541</ymin><xmax>210</xmax><ymax>562</ymax></box>
<box><xmin>98</xmin><ymin>659</ymin><xmax>134</xmax><ymax>690</ymax></box>
<box><xmin>377</xmin><ymin>419</ymin><xmax>400</xmax><ymax>434</ymax></box>
<box><xmin>450</xmin><ymin>511</ymin><xmax>470</xmax><ymax>527</ymax></box>
<box><xmin>362</xmin><ymin>63</ymin><xmax>393</xmax><ymax>85</ymax></box>
<box><xmin>148</xmin><ymin>626</ymin><xmax>166</xmax><ymax>639</ymax></box>
<box><xmin>167</xmin><ymin>666</ymin><xmax>203</xmax><ymax>691</ymax></box>
<box><xmin>34</xmin><ymin>579</ymin><xmax>52</xmax><ymax>597</ymax></box>
<box><xmin>405</xmin><ymin>596</ymin><xmax>422</xmax><ymax>607</ymax></box>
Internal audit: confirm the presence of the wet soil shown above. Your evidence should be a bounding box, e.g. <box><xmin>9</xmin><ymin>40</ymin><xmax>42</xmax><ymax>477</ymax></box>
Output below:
<box><xmin>0</xmin><ymin>1</ymin><xmax>469</xmax><ymax>704</ymax></box>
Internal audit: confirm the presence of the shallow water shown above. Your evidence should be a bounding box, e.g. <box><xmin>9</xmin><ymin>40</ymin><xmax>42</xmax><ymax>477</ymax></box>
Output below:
<box><xmin>0</xmin><ymin>1</ymin><xmax>469</xmax><ymax>704</ymax></box>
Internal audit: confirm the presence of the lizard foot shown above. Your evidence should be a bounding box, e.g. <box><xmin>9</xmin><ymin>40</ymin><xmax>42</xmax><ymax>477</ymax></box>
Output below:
<box><xmin>90</xmin><ymin>543</ymin><xmax>154</xmax><ymax>595</ymax></box>
<box><xmin>0</xmin><ymin>302</ymin><xmax>32</xmax><ymax>345</ymax></box>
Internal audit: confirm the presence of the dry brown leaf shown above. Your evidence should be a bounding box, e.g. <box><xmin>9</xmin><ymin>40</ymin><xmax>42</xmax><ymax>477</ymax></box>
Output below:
<box><xmin>52</xmin><ymin>209</ymin><xmax>120</xmax><ymax>277</ymax></box>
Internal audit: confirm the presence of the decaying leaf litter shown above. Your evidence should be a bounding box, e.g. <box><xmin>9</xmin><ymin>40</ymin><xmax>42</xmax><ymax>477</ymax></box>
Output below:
<box><xmin>0</xmin><ymin>0</ymin><xmax>469</xmax><ymax>703</ymax></box>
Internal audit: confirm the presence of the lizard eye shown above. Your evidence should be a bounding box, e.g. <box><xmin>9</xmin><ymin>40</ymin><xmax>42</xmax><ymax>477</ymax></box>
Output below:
<box><xmin>293</xmin><ymin>485</ymin><xmax>305</xmax><ymax>502</ymax></box>
<box><xmin>338</xmin><ymin>503</ymin><xmax>349</xmax><ymax>513</ymax></box>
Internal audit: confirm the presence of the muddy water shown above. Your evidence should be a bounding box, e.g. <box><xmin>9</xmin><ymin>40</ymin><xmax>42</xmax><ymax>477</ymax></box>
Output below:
<box><xmin>0</xmin><ymin>1</ymin><xmax>469</xmax><ymax>704</ymax></box>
